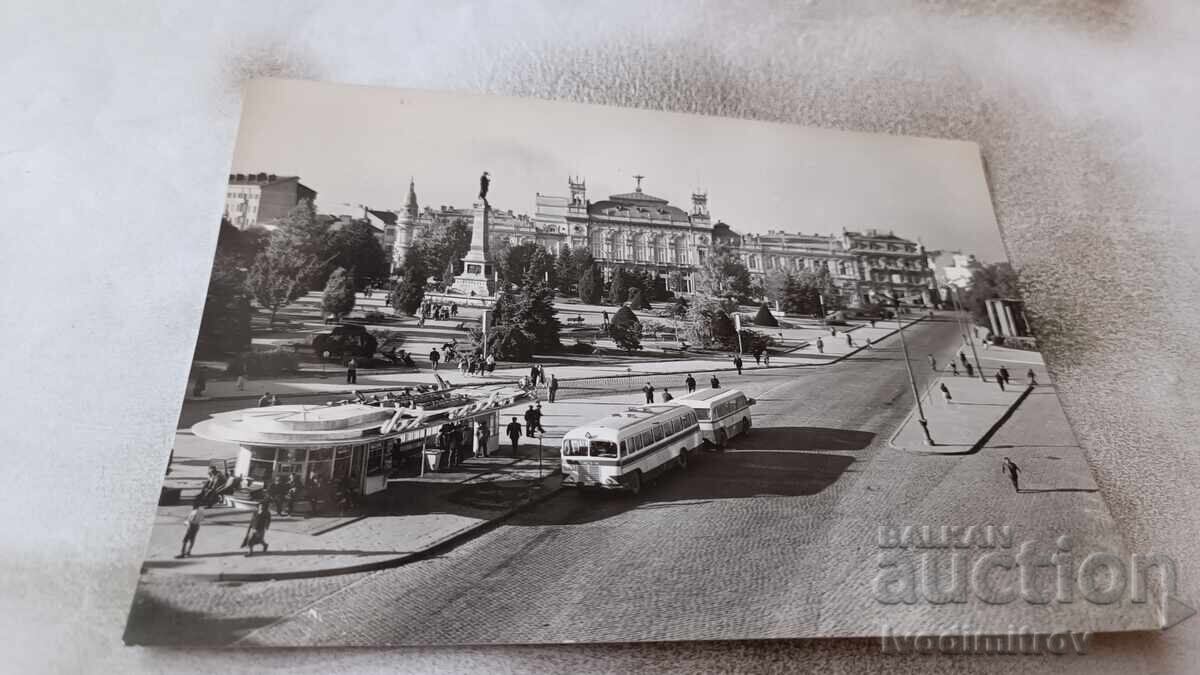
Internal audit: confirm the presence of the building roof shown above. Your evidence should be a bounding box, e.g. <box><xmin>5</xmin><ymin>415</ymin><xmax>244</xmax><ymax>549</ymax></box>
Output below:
<box><xmin>228</xmin><ymin>172</ymin><xmax>301</xmax><ymax>186</ymax></box>
<box><xmin>588</xmin><ymin>199</ymin><xmax>691</xmax><ymax>222</ymax></box>
<box><xmin>367</xmin><ymin>208</ymin><xmax>397</xmax><ymax>226</ymax></box>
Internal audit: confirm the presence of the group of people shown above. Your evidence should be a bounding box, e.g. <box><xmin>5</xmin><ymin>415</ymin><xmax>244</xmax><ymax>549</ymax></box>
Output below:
<box><xmin>504</xmin><ymin>403</ymin><xmax>546</xmax><ymax>454</ymax></box>
<box><xmin>257</xmin><ymin>392</ymin><xmax>282</xmax><ymax>407</ymax></box>
<box><xmin>431</xmin><ymin>421</ymin><xmax>485</xmax><ymax>470</ymax></box>
<box><xmin>419</xmin><ymin>301</ymin><xmax>458</xmax><ymax>324</ymax></box>
<box><xmin>457</xmin><ymin>352</ymin><xmax>497</xmax><ymax>376</ymax></box>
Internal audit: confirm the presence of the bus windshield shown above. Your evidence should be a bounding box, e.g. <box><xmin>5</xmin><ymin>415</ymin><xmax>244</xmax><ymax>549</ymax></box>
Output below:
<box><xmin>562</xmin><ymin>439</ymin><xmax>589</xmax><ymax>456</ymax></box>
<box><xmin>590</xmin><ymin>441</ymin><xmax>619</xmax><ymax>458</ymax></box>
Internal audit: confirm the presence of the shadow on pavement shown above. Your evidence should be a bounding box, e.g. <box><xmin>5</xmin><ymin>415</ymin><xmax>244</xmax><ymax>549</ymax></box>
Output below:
<box><xmin>732</xmin><ymin>426</ymin><xmax>875</xmax><ymax>452</ymax></box>
<box><xmin>123</xmin><ymin>586</ymin><xmax>283</xmax><ymax>647</ymax></box>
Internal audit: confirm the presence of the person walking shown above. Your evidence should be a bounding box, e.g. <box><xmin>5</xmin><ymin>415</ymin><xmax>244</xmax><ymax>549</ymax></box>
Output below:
<box><xmin>870</xmin><ymin>319</ymin><xmax>876</xmax><ymax>328</ymax></box>
<box><xmin>485</xmin><ymin>354</ymin><xmax>496</xmax><ymax>374</ymax></box>
<box><xmin>524</xmin><ymin>405</ymin><xmax>538</xmax><ymax>437</ymax></box>
<box><xmin>733</xmin><ymin>355</ymin><xmax>743</xmax><ymax>375</ymax></box>
<box><xmin>996</xmin><ymin>374</ymin><xmax>1006</xmax><ymax>392</ymax></box>
<box><xmin>685</xmin><ymin>373</ymin><xmax>697</xmax><ymax>393</ymax></box>
<box><xmin>940</xmin><ymin>382</ymin><xmax>953</xmax><ymax>403</ymax></box>
<box><xmin>1002</xmin><ymin>457</ymin><xmax>1022</xmax><ymax>493</ymax></box>
<box><xmin>532</xmin><ymin>404</ymin><xmax>547</xmax><ymax>434</ymax></box>
<box><xmin>763</xmin><ymin>352</ymin><xmax>771</xmax><ymax>367</ymax></box>
<box><xmin>459</xmin><ymin>357</ymin><xmax>468</xmax><ymax>376</ymax></box>
<box><xmin>928</xmin><ymin>354</ymin><xmax>937</xmax><ymax>371</ymax></box>
<box><xmin>235</xmin><ymin>360</ymin><xmax>247</xmax><ymax>392</ymax></box>
<box><xmin>346</xmin><ymin>358</ymin><xmax>357</xmax><ymax>385</ymax></box>
<box><xmin>950</xmin><ymin>362</ymin><xmax>959</xmax><ymax>376</ymax></box>
<box><xmin>529</xmin><ymin>364</ymin><xmax>540</xmax><ymax>387</ymax></box>
<box><xmin>753</xmin><ymin>350</ymin><xmax>762</xmax><ymax>367</ymax></box>
<box><xmin>662</xmin><ymin>388</ymin><xmax>673</xmax><ymax>402</ymax></box>
<box><xmin>643</xmin><ymin>382</ymin><xmax>655</xmax><ymax>404</ymax></box>
<box><xmin>964</xmin><ymin>362</ymin><xmax>974</xmax><ymax>378</ymax></box>
<box><xmin>429</xmin><ymin>348</ymin><xmax>441</xmax><ymax>371</ymax></box>
<box><xmin>830</xmin><ymin>327</ymin><xmax>837</xmax><ymax>337</ymax></box>
<box><xmin>816</xmin><ymin>337</ymin><xmax>824</xmax><ymax>354</ymax></box>
<box><xmin>1027</xmin><ymin>368</ymin><xmax>1038</xmax><ymax>386</ymax></box>
<box><xmin>242</xmin><ymin>501</ymin><xmax>272</xmax><ymax>556</ymax></box>
<box><xmin>601</xmin><ymin>310</ymin><xmax>610</xmax><ymax>331</ymax></box>
<box><xmin>475</xmin><ymin>423</ymin><xmax>489</xmax><ymax>458</ymax></box>
<box><xmin>192</xmin><ymin>368</ymin><xmax>207</xmax><ymax>398</ymax></box>
<box><xmin>846</xmin><ymin>334</ymin><xmax>854</xmax><ymax>348</ymax></box>
<box><xmin>175</xmin><ymin>504</ymin><xmax>205</xmax><ymax>558</ymax></box>
<box><xmin>998</xmin><ymin>365</ymin><xmax>1011</xmax><ymax>387</ymax></box>
<box><xmin>506</xmin><ymin>417</ymin><xmax>523</xmax><ymax>455</ymax></box>
<box><xmin>710</xmin><ymin>374</ymin><xmax>721</xmax><ymax>389</ymax></box>
<box><xmin>548</xmin><ymin>374</ymin><xmax>559</xmax><ymax>403</ymax></box>
<box><xmin>959</xmin><ymin>350</ymin><xmax>968</xmax><ymax>367</ymax></box>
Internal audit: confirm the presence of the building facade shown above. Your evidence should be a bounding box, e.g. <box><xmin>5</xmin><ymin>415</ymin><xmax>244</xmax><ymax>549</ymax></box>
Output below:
<box><xmin>377</xmin><ymin>176</ymin><xmax>942</xmax><ymax>305</ymax></box>
<box><xmin>224</xmin><ymin>173</ymin><xmax>316</xmax><ymax>229</ymax></box>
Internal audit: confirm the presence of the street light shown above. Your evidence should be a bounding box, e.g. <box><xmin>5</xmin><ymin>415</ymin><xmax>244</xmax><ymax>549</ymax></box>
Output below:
<box><xmin>880</xmin><ymin>289</ymin><xmax>934</xmax><ymax>446</ymax></box>
<box><xmin>948</xmin><ymin>286</ymin><xmax>984</xmax><ymax>381</ymax></box>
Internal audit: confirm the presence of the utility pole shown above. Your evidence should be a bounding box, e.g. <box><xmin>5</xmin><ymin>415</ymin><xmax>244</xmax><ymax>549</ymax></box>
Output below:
<box><xmin>883</xmin><ymin>288</ymin><xmax>933</xmax><ymax>446</ymax></box>
<box><xmin>950</xmin><ymin>286</ymin><xmax>984</xmax><ymax>381</ymax></box>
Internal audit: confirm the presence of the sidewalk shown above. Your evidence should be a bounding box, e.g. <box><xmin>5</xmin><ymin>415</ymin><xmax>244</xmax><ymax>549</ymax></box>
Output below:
<box><xmin>185</xmin><ymin>315</ymin><xmax>933</xmax><ymax>403</ymax></box>
<box><xmin>146</xmin><ymin>394</ymin><xmax>621</xmax><ymax>581</ymax></box>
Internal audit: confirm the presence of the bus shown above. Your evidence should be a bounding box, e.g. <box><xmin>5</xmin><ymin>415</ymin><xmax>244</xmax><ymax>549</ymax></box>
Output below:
<box><xmin>672</xmin><ymin>388</ymin><xmax>755</xmax><ymax>450</ymax></box>
<box><xmin>560</xmin><ymin>404</ymin><xmax>703</xmax><ymax>495</ymax></box>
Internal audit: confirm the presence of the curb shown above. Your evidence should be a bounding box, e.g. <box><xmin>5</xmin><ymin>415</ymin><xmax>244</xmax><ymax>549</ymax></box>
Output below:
<box><xmin>170</xmin><ymin>477</ymin><xmax>564</xmax><ymax>583</ymax></box>
<box><xmin>895</xmin><ymin>383</ymin><xmax>1035</xmax><ymax>456</ymax></box>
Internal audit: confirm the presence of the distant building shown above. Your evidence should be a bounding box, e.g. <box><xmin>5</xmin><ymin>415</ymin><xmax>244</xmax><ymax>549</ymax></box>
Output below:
<box><xmin>224</xmin><ymin>173</ymin><xmax>316</xmax><ymax>229</ymax></box>
<box><xmin>928</xmin><ymin>250</ymin><xmax>980</xmax><ymax>290</ymax></box>
<box><xmin>842</xmin><ymin>228</ymin><xmax>937</xmax><ymax>306</ymax></box>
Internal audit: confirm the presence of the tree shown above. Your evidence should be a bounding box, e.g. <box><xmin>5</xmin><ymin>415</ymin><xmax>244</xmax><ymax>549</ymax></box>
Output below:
<box><xmin>753</xmin><ymin>302</ymin><xmax>779</xmax><ymax>327</ymax></box>
<box><xmin>555</xmin><ymin>245</ymin><xmax>575</xmax><ymax>296</ymax></box>
<box><xmin>325</xmin><ymin>220</ymin><xmax>388</xmax><ymax>289</ymax></box>
<box><xmin>196</xmin><ymin>253</ymin><xmax>252</xmax><ymax>355</ymax></box>
<box><xmin>764</xmin><ymin>269</ymin><xmax>792</xmax><ymax>308</ymax></box>
<box><xmin>389</xmin><ymin>248</ymin><xmax>427</xmax><ymax>315</ymax></box>
<box><xmin>607</xmin><ymin>267</ymin><xmax>629</xmax><ymax>305</ymax></box>
<box><xmin>626</xmin><ymin>286</ymin><xmax>651</xmax><ymax>310</ymax></box>
<box><xmin>684</xmin><ymin>294</ymin><xmax>738</xmax><ymax>349</ymax></box>
<box><xmin>782</xmin><ymin>268</ymin><xmax>837</xmax><ymax>316</ymax></box>
<box><xmin>414</xmin><ymin>217</ymin><xmax>471</xmax><ymax>281</ymax></box>
<box><xmin>961</xmin><ymin>262</ymin><xmax>1021</xmax><ymax>327</ymax></box>
<box><xmin>577</xmin><ymin>264</ymin><xmax>602</xmax><ymax>304</ymax></box>
<box><xmin>474</xmin><ymin>282</ymin><xmax>561</xmax><ymax>360</ymax></box>
<box><xmin>248</xmin><ymin>229</ymin><xmax>322</xmax><ymax>326</ymax></box>
<box><xmin>281</xmin><ymin>199</ymin><xmax>333</xmax><ymax>288</ymax></box>
<box><xmin>322</xmin><ymin>267</ymin><xmax>356</xmax><ymax>323</ymax></box>
<box><xmin>609</xmin><ymin>305</ymin><xmax>642</xmax><ymax>352</ymax></box>
<box><xmin>694</xmin><ymin>245</ymin><xmax>752</xmax><ymax>302</ymax></box>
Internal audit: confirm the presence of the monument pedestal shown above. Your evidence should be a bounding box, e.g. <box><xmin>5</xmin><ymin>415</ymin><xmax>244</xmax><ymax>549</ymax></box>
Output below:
<box><xmin>448</xmin><ymin>201</ymin><xmax>496</xmax><ymax>298</ymax></box>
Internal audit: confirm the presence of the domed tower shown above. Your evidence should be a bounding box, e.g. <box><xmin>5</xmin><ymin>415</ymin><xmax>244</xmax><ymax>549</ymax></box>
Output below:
<box><xmin>392</xmin><ymin>178</ymin><xmax>419</xmax><ymax>272</ymax></box>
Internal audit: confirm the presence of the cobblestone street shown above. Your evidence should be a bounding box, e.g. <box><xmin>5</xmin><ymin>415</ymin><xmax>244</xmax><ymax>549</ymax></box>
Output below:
<box><xmin>125</xmin><ymin>319</ymin><xmax>1147</xmax><ymax>646</ymax></box>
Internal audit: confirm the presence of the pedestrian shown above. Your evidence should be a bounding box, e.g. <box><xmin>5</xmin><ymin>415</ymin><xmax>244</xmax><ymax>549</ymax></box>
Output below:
<box><xmin>269</xmin><ymin>393</ymin><xmax>280</xmax><ymax>406</ymax></box>
<box><xmin>685</xmin><ymin>373</ymin><xmax>697</xmax><ymax>393</ymax></box>
<box><xmin>548</xmin><ymin>374</ymin><xmax>559</xmax><ymax>403</ymax></box>
<box><xmin>529</xmin><ymin>363</ymin><xmax>540</xmax><ymax>386</ymax></box>
<box><xmin>753</xmin><ymin>350</ymin><xmax>762</xmax><ymax>367</ymax></box>
<box><xmin>846</xmin><ymin>334</ymin><xmax>854</xmax><ymax>348</ymax></box>
<box><xmin>601</xmin><ymin>310</ymin><xmax>609</xmax><ymax>330</ymax></box>
<box><xmin>284</xmin><ymin>473</ymin><xmax>301</xmax><ymax>516</ymax></box>
<box><xmin>242</xmin><ymin>501</ymin><xmax>272</xmax><ymax>556</ymax></box>
<box><xmin>506</xmin><ymin>416</ymin><xmax>523</xmax><ymax>455</ymax></box>
<box><xmin>959</xmin><ymin>350</ymin><xmax>968</xmax><ymax>366</ymax></box>
<box><xmin>928</xmin><ymin>354</ymin><xmax>936</xmax><ymax>371</ymax></box>
<box><xmin>536</xmin><ymin>364</ymin><xmax>546</xmax><ymax>386</ymax></box>
<box><xmin>710</xmin><ymin>374</ymin><xmax>721</xmax><ymax>389</ymax></box>
<box><xmin>643</xmin><ymin>382</ymin><xmax>655</xmax><ymax>404</ymax></box>
<box><xmin>940</xmin><ymin>382</ymin><xmax>952</xmax><ymax>403</ymax></box>
<box><xmin>459</xmin><ymin>357</ymin><xmax>468</xmax><ymax>375</ymax></box>
<box><xmin>268</xmin><ymin>474</ymin><xmax>289</xmax><ymax>516</ymax></box>
<box><xmin>429</xmin><ymin>348</ymin><xmax>440</xmax><ymax>371</ymax></box>
<box><xmin>451</xmin><ymin>303</ymin><xmax>458</xmax><ymax>317</ymax></box>
<box><xmin>870</xmin><ymin>319</ymin><xmax>876</xmax><ymax>328</ymax></box>
<box><xmin>533</xmin><ymin>403</ymin><xmax>546</xmax><ymax>434</ymax></box>
<box><xmin>998</xmin><ymin>366</ymin><xmax>1011</xmax><ymax>387</ymax></box>
<box><xmin>258</xmin><ymin>392</ymin><xmax>272</xmax><ymax>407</ymax></box>
<box><xmin>816</xmin><ymin>337</ymin><xmax>824</xmax><ymax>354</ymax></box>
<box><xmin>1027</xmin><ymin>369</ymin><xmax>1038</xmax><ymax>386</ymax></box>
<box><xmin>733</xmin><ymin>355</ymin><xmax>743</xmax><ymax>375</ymax></box>
<box><xmin>235</xmin><ymin>360</ymin><xmax>247</xmax><ymax>391</ymax></box>
<box><xmin>950</xmin><ymin>362</ymin><xmax>959</xmax><ymax>376</ymax></box>
<box><xmin>176</xmin><ymin>504</ymin><xmax>205</xmax><ymax>558</ymax></box>
<box><xmin>486</xmin><ymin>354</ymin><xmax>496</xmax><ymax>374</ymax></box>
<box><xmin>763</xmin><ymin>352</ymin><xmax>771</xmax><ymax>367</ymax></box>
<box><xmin>1002</xmin><ymin>457</ymin><xmax>1022</xmax><ymax>493</ymax></box>
<box><xmin>864</xmin><ymin>338</ymin><xmax>873</xmax><ymax>351</ymax></box>
<box><xmin>662</xmin><ymin>388</ymin><xmax>673</xmax><ymax>402</ymax></box>
<box><xmin>346</xmin><ymin>358</ymin><xmax>357</xmax><ymax>385</ymax></box>
<box><xmin>475</xmin><ymin>423</ymin><xmax>489</xmax><ymax>458</ymax></box>
<box><xmin>964</xmin><ymin>362</ymin><xmax>974</xmax><ymax>378</ymax></box>
<box><xmin>830</xmin><ymin>327</ymin><xmax>837</xmax><ymax>337</ymax></box>
<box><xmin>524</xmin><ymin>405</ymin><xmax>538</xmax><ymax>437</ymax></box>
<box><xmin>192</xmin><ymin>368</ymin><xmax>207</xmax><ymax>398</ymax></box>
<box><xmin>996</xmin><ymin>374</ymin><xmax>1006</xmax><ymax>392</ymax></box>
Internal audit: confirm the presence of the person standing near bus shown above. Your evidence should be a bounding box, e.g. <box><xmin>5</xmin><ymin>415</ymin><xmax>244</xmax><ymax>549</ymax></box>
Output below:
<box><xmin>429</xmin><ymin>348</ymin><xmax>441</xmax><ymax>371</ymax></box>
<box><xmin>524</xmin><ymin>406</ymin><xmax>538</xmax><ymax>437</ymax></box>
<box><xmin>710</xmin><ymin>374</ymin><xmax>721</xmax><ymax>389</ymax></box>
<box><xmin>732</xmin><ymin>355</ymin><xmax>743</xmax><ymax>375</ymax></box>
<box><xmin>506</xmin><ymin>417</ymin><xmax>523</xmax><ymax>455</ymax></box>
<box><xmin>685</xmin><ymin>373</ymin><xmax>696</xmax><ymax>393</ymax></box>
<box><xmin>816</xmin><ymin>337</ymin><xmax>824</xmax><ymax>354</ymax></box>
<box><xmin>643</xmin><ymin>382</ymin><xmax>655</xmax><ymax>404</ymax></box>
<box><xmin>548</xmin><ymin>374</ymin><xmax>559</xmax><ymax>402</ymax></box>
<box><xmin>662</xmin><ymin>388</ymin><xmax>673</xmax><ymax>403</ymax></box>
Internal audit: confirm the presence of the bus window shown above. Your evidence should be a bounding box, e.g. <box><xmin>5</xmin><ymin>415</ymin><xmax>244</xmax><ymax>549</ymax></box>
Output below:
<box><xmin>694</xmin><ymin>409</ymin><xmax>710</xmax><ymax>421</ymax></box>
<box><xmin>591</xmin><ymin>441</ymin><xmax>619</xmax><ymax>458</ymax></box>
<box><xmin>653</xmin><ymin>425</ymin><xmax>664</xmax><ymax>442</ymax></box>
<box><xmin>563</xmin><ymin>439</ymin><xmax>589</xmax><ymax>456</ymax></box>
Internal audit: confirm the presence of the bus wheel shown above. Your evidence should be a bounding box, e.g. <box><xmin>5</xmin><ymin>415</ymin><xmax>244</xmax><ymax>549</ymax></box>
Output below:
<box><xmin>678</xmin><ymin>448</ymin><xmax>689</xmax><ymax>469</ymax></box>
<box><xmin>627</xmin><ymin>470</ymin><xmax>642</xmax><ymax>495</ymax></box>
<box><xmin>741</xmin><ymin>417</ymin><xmax>752</xmax><ymax>435</ymax></box>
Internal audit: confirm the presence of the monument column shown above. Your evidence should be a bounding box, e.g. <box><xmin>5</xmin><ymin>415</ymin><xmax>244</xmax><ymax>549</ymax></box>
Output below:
<box><xmin>448</xmin><ymin>201</ymin><xmax>495</xmax><ymax>297</ymax></box>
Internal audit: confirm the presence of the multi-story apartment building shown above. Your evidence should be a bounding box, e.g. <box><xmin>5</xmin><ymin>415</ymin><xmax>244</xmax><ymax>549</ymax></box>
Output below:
<box><xmin>224</xmin><ymin>173</ymin><xmax>317</xmax><ymax>229</ymax></box>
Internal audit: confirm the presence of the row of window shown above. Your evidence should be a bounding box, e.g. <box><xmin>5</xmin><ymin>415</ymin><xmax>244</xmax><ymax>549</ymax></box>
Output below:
<box><xmin>622</xmin><ymin>412</ymin><xmax>697</xmax><ymax>457</ymax></box>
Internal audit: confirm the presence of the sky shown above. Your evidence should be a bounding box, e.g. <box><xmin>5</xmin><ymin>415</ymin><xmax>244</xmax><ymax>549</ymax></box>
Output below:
<box><xmin>232</xmin><ymin>78</ymin><xmax>1007</xmax><ymax>262</ymax></box>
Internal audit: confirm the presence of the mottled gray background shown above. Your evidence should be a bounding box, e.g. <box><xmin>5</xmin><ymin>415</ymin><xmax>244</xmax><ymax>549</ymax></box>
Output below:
<box><xmin>2</xmin><ymin>1</ymin><xmax>1198</xmax><ymax>672</ymax></box>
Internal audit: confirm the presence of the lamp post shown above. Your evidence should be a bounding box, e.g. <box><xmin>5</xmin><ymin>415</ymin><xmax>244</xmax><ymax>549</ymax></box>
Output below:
<box><xmin>949</xmin><ymin>286</ymin><xmax>984</xmax><ymax>381</ymax></box>
<box><xmin>882</xmin><ymin>289</ymin><xmax>933</xmax><ymax>446</ymax></box>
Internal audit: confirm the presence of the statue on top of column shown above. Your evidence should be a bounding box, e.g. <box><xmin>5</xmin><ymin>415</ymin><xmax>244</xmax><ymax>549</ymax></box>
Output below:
<box><xmin>478</xmin><ymin>171</ymin><xmax>491</xmax><ymax>209</ymax></box>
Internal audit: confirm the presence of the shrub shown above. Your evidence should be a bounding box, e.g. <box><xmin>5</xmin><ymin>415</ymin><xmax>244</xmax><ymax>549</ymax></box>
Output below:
<box><xmin>609</xmin><ymin>305</ymin><xmax>642</xmax><ymax>352</ymax></box>
<box><xmin>568</xmin><ymin>341</ymin><xmax>596</xmax><ymax>355</ymax></box>
<box><xmin>364</xmin><ymin>310</ymin><xmax>388</xmax><ymax>323</ymax></box>
<box><xmin>753</xmin><ymin>302</ymin><xmax>779</xmax><ymax>327</ymax></box>
<box><xmin>229</xmin><ymin>347</ymin><xmax>299</xmax><ymax>377</ymax></box>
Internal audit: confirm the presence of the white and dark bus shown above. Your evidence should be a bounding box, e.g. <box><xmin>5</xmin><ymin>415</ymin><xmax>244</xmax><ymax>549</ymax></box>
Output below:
<box><xmin>560</xmin><ymin>404</ymin><xmax>703</xmax><ymax>494</ymax></box>
<box><xmin>672</xmin><ymin>388</ymin><xmax>754</xmax><ymax>450</ymax></box>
